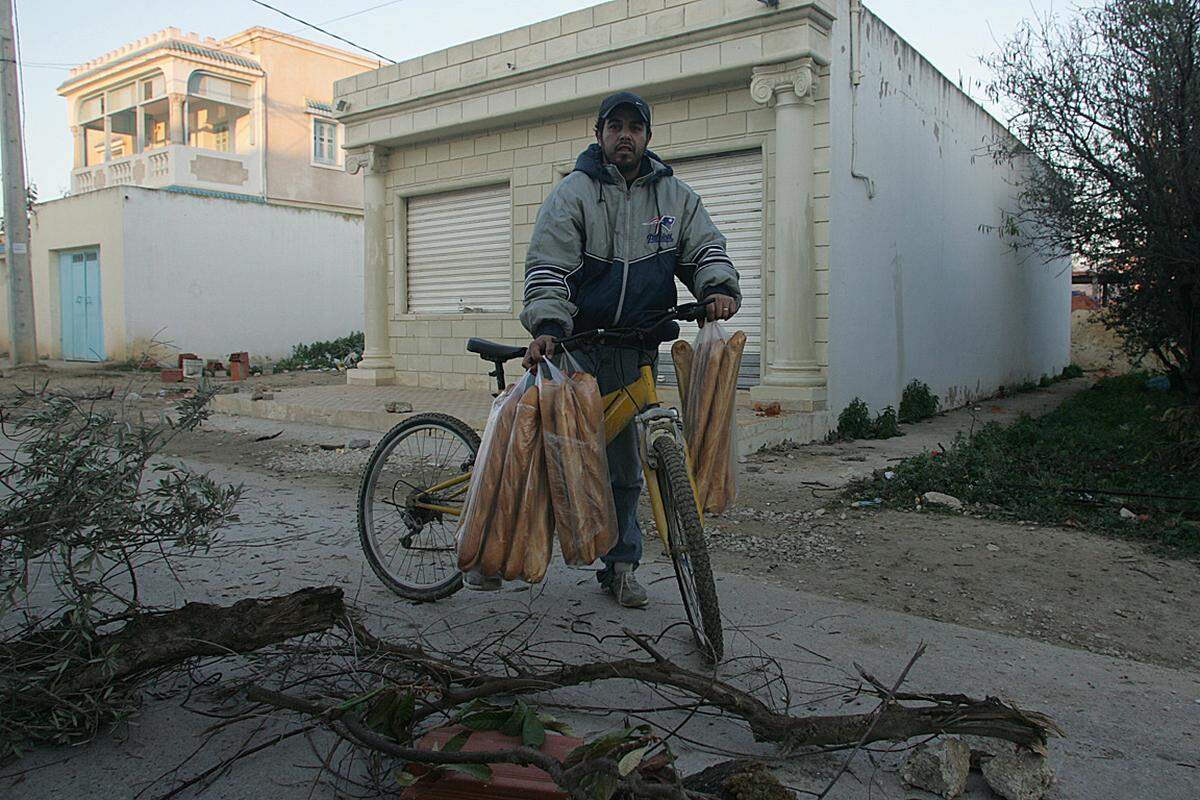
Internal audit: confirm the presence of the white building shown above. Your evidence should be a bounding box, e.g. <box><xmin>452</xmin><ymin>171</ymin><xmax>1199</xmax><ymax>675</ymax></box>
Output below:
<box><xmin>9</xmin><ymin>27</ymin><xmax>376</xmax><ymax>363</ymax></box>
<box><xmin>330</xmin><ymin>0</ymin><xmax>1068</xmax><ymax>429</ymax></box>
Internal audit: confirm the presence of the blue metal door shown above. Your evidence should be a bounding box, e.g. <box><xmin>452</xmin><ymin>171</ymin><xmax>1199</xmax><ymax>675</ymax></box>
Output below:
<box><xmin>59</xmin><ymin>250</ymin><xmax>104</xmax><ymax>361</ymax></box>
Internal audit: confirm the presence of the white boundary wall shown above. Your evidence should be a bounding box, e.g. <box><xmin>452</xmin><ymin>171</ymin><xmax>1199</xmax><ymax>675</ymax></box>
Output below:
<box><xmin>825</xmin><ymin>2</ymin><xmax>1071</xmax><ymax>413</ymax></box>
<box><xmin>29</xmin><ymin>186</ymin><xmax>364</xmax><ymax>362</ymax></box>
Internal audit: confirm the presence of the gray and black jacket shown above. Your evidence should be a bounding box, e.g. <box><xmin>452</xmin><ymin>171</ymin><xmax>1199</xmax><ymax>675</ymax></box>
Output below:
<box><xmin>520</xmin><ymin>144</ymin><xmax>741</xmax><ymax>343</ymax></box>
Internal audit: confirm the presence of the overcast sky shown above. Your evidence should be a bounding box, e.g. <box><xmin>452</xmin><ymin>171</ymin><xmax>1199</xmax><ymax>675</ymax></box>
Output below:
<box><xmin>10</xmin><ymin>0</ymin><xmax>1082</xmax><ymax>201</ymax></box>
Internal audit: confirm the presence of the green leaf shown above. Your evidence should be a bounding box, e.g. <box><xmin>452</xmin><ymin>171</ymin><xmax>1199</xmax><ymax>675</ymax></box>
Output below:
<box><xmin>499</xmin><ymin>702</ymin><xmax>527</xmax><ymax>737</ymax></box>
<box><xmin>390</xmin><ymin>691</ymin><xmax>415</xmax><ymax>737</ymax></box>
<box><xmin>618</xmin><ymin>746</ymin><xmax>648</xmax><ymax>777</ymax></box>
<box><xmin>460</xmin><ymin>709</ymin><xmax>510</xmax><ymax>731</ymax></box>
<box><xmin>441</xmin><ymin>730</ymin><xmax>472</xmax><ymax>753</ymax></box>
<box><xmin>394</xmin><ymin>771</ymin><xmax>420</xmax><ymax>788</ymax></box>
<box><xmin>521</xmin><ymin>713</ymin><xmax>546</xmax><ymax>749</ymax></box>
<box><xmin>580</xmin><ymin>773</ymin><xmax>620</xmax><ymax>800</ymax></box>
<box><xmin>443</xmin><ymin>763</ymin><xmax>493</xmax><ymax>782</ymax></box>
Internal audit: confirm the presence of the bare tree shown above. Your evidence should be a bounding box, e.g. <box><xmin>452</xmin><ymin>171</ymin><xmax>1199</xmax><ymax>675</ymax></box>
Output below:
<box><xmin>987</xmin><ymin>0</ymin><xmax>1200</xmax><ymax>400</ymax></box>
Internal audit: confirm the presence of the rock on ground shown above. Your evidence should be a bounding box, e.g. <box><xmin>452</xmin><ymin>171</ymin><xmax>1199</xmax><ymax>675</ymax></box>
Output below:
<box><xmin>923</xmin><ymin>492</ymin><xmax>964</xmax><ymax>511</ymax></box>
<box><xmin>900</xmin><ymin>738</ymin><xmax>971</xmax><ymax>798</ymax></box>
<box><xmin>981</xmin><ymin>752</ymin><xmax>1055</xmax><ymax>800</ymax></box>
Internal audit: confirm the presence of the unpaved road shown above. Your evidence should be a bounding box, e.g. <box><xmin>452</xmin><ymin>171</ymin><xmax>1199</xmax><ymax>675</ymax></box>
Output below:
<box><xmin>3</xmin><ymin>368</ymin><xmax>1199</xmax><ymax>799</ymax></box>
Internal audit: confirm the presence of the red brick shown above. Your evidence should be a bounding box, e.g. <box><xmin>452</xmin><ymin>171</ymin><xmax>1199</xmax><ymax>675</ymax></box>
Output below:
<box><xmin>160</xmin><ymin>369</ymin><xmax>183</xmax><ymax>383</ymax></box>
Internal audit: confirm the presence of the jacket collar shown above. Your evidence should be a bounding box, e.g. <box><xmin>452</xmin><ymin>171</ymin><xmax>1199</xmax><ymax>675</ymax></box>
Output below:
<box><xmin>572</xmin><ymin>143</ymin><xmax>673</xmax><ymax>185</ymax></box>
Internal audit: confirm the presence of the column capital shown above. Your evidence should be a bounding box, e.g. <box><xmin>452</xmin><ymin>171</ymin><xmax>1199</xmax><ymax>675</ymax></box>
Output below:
<box><xmin>750</xmin><ymin>59</ymin><xmax>818</xmax><ymax>106</ymax></box>
<box><xmin>346</xmin><ymin>144</ymin><xmax>390</xmax><ymax>176</ymax></box>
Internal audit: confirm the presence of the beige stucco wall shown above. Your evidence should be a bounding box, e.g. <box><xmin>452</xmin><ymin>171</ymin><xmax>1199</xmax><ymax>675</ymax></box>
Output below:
<box><xmin>236</xmin><ymin>34</ymin><xmax>372</xmax><ymax>212</ymax></box>
<box><xmin>377</xmin><ymin>75</ymin><xmax>831</xmax><ymax>391</ymax></box>
<box><xmin>29</xmin><ymin>190</ymin><xmax>128</xmax><ymax>361</ymax></box>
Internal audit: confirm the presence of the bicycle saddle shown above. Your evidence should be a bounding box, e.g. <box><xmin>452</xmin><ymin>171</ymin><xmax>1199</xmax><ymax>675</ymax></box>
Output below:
<box><xmin>467</xmin><ymin>338</ymin><xmax>527</xmax><ymax>362</ymax></box>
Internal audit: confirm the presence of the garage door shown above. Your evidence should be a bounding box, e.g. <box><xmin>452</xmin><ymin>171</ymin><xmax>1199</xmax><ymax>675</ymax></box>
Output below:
<box><xmin>658</xmin><ymin>150</ymin><xmax>763</xmax><ymax>388</ymax></box>
<box><xmin>406</xmin><ymin>184</ymin><xmax>512</xmax><ymax>314</ymax></box>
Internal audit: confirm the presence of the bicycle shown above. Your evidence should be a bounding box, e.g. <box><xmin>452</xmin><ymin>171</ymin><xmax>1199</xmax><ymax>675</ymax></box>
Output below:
<box><xmin>357</xmin><ymin>301</ymin><xmax>724</xmax><ymax>662</ymax></box>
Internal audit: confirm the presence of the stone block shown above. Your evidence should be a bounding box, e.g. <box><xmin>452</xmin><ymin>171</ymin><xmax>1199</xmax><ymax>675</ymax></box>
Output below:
<box><xmin>411</xmin><ymin>72</ymin><xmax>435</xmax><ymax>96</ymax></box>
<box><xmin>546</xmin><ymin>35</ymin><xmax>579</xmax><ymax>62</ymax></box>
<box><xmin>436</xmin><ymin>160</ymin><xmax>463</xmax><ymax>179</ymax></box>
<box><xmin>681</xmin><ymin>43</ymin><xmax>721</xmax><ymax>73</ymax></box>
<box><xmin>476</xmin><ymin>133</ymin><xmax>502</xmax><ymax>154</ymax></box>
<box><xmin>473</xmin><ymin>35</ymin><xmax>503</xmax><ymax>58</ymax></box>
<box><xmin>422</xmin><ymin>49</ymin><xmax>447</xmax><ymax>71</ymax></box>
<box><xmin>630</xmin><ymin>0</ymin><xmax>666</xmax><ymax>14</ymax></box>
<box><xmin>594</xmin><ymin>0</ymin><xmax>629</xmax><ymax>25</ymax></box>
<box><xmin>689</xmin><ymin>94</ymin><xmax>727</xmax><ymax>118</ymax></box>
<box><xmin>645</xmin><ymin>52</ymin><xmax>682</xmax><ymax>81</ymax></box>
<box><xmin>426</xmin><ymin>142</ymin><xmax>450</xmax><ymax>162</ymax></box>
<box><xmin>434</xmin><ymin>65</ymin><xmax>461</xmax><ymax>91</ymax></box>
<box><xmin>501</xmin><ymin>27</ymin><xmax>531</xmax><ymax>51</ymax></box>
<box><xmin>610</xmin><ymin>60</ymin><xmax>644</xmax><ymax>87</ymax></box>
<box><xmin>530</xmin><ymin>17</ymin><xmax>561</xmax><ymax>43</ymax></box>
<box><xmin>611</xmin><ymin>16</ymin><xmax>646</xmax><ymax>44</ymax></box>
<box><xmin>578</xmin><ymin>25</ymin><xmax>612</xmax><ymax>52</ymax></box>
<box><xmin>981</xmin><ymin>753</ymin><xmax>1054</xmax><ymax>800</ymax></box>
<box><xmin>516</xmin><ymin>83</ymin><xmax>546</xmax><ymax>109</ymax></box>
<box><xmin>514</xmin><ymin>147</ymin><xmax>543</xmax><ymax>167</ymax></box>
<box><xmin>461</xmin><ymin>59</ymin><xmax>487</xmax><ymax>84</ymax></box>
<box><xmin>451</xmin><ymin>320</ymin><xmax>477</xmax><ymax>339</ymax></box>
<box><xmin>562</xmin><ymin>7</ymin><xmax>593</xmax><ymax>34</ymax></box>
<box><xmin>708</xmin><ymin>112</ymin><xmax>747</xmax><ymax>138</ymax></box>
<box><xmin>577</xmin><ymin>68</ymin><xmax>611</xmax><ymax>95</ymax></box>
<box><xmin>387</xmin><ymin>79</ymin><xmax>413</xmax><ymax>102</ymax></box>
<box><xmin>487</xmin><ymin>150</ymin><xmax>515</xmax><ymax>171</ymax></box>
<box><xmin>515</xmin><ymin>42</ymin><xmax>547</xmax><ymax>69</ymax></box>
<box><xmin>546</xmin><ymin>75</ymin><xmax>577</xmax><ymax>103</ymax></box>
<box><xmin>488</xmin><ymin>91</ymin><xmax>517</xmax><ymax>115</ymax></box>
<box><xmin>720</xmin><ymin>35</ymin><xmax>762</xmax><ymax>65</ymax></box>
<box><xmin>670</xmin><ymin>118</ymin><xmax>707</xmax><ymax>143</ymax></box>
<box><xmin>447</xmin><ymin>42</ymin><xmax>474</xmax><ymax>66</ymax></box>
<box><xmin>684</xmin><ymin>0</ymin><xmax>722</xmax><ymax>27</ymax></box>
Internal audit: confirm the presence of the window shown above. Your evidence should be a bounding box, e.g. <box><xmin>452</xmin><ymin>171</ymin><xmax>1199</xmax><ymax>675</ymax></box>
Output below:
<box><xmin>187</xmin><ymin>72</ymin><xmax>253</xmax><ymax>154</ymax></box>
<box><xmin>312</xmin><ymin>118</ymin><xmax>338</xmax><ymax>165</ymax></box>
<box><xmin>405</xmin><ymin>185</ymin><xmax>512</xmax><ymax>314</ymax></box>
<box><xmin>77</xmin><ymin>70</ymin><xmax>169</xmax><ymax>165</ymax></box>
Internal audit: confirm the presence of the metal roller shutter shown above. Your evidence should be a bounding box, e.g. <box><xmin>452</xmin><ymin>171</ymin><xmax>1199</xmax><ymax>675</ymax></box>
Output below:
<box><xmin>658</xmin><ymin>150</ymin><xmax>763</xmax><ymax>388</ymax></box>
<box><xmin>406</xmin><ymin>185</ymin><xmax>512</xmax><ymax>314</ymax></box>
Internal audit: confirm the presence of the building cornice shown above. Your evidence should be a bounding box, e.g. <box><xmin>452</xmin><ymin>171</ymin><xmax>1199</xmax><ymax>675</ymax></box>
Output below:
<box><xmin>334</xmin><ymin>0</ymin><xmax>834</xmax><ymax>128</ymax></box>
<box><xmin>58</xmin><ymin>38</ymin><xmax>263</xmax><ymax>95</ymax></box>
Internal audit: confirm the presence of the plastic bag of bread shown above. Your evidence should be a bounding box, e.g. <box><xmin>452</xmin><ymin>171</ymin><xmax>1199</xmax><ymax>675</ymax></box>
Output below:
<box><xmin>676</xmin><ymin>322</ymin><xmax>745</xmax><ymax>515</ymax></box>
<box><xmin>538</xmin><ymin>354</ymin><xmax>618</xmax><ymax>565</ymax></box>
<box><xmin>456</xmin><ymin>371</ymin><xmax>532</xmax><ymax>575</ymax></box>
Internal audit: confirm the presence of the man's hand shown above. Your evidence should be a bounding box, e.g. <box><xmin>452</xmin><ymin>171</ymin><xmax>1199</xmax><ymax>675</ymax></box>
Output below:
<box><xmin>522</xmin><ymin>335</ymin><xmax>556</xmax><ymax>369</ymax></box>
<box><xmin>700</xmin><ymin>294</ymin><xmax>737</xmax><ymax>327</ymax></box>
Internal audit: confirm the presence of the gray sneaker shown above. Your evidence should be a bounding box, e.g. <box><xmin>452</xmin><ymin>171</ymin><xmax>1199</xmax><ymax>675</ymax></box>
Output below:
<box><xmin>604</xmin><ymin>563</ymin><xmax>649</xmax><ymax>609</ymax></box>
<box><xmin>463</xmin><ymin>571</ymin><xmax>501</xmax><ymax>591</ymax></box>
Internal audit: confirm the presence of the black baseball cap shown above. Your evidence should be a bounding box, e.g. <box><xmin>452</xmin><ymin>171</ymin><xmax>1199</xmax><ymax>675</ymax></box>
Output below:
<box><xmin>597</xmin><ymin>91</ymin><xmax>651</xmax><ymax>128</ymax></box>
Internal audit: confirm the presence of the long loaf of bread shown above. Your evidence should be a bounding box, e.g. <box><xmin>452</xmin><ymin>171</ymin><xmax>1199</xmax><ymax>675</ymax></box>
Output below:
<box><xmin>481</xmin><ymin>385</ymin><xmax>540</xmax><ymax>577</ymax></box>
<box><xmin>671</xmin><ymin>340</ymin><xmax>694</xmax><ymax>414</ymax></box>
<box><xmin>518</xmin><ymin>428</ymin><xmax>554</xmax><ymax>583</ymax></box>
<box><xmin>703</xmin><ymin>331</ymin><xmax>746</xmax><ymax>514</ymax></box>
<box><xmin>542</xmin><ymin>374</ymin><xmax>585</xmax><ymax>564</ymax></box>
<box><xmin>569</xmin><ymin>372</ymin><xmax>617</xmax><ymax>562</ymax></box>
<box><xmin>691</xmin><ymin>341</ymin><xmax>726</xmax><ymax>507</ymax></box>
<box><xmin>457</xmin><ymin>385</ymin><xmax>519</xmax><ymax>572</ymax></box>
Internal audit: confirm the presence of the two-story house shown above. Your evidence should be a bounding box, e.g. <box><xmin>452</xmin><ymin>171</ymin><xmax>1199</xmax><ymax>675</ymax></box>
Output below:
<box><xmin>9</xmin><ymin>27</ymin><xmax>377</xmax><ymax>364</ymax></box>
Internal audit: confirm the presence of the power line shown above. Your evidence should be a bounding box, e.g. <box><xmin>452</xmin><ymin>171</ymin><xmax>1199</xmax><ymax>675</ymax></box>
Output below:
<box><xmin>299</xmin><ymin>0</ymin><xmax>409</xmax><ymax>31</ymax></box>
<box><xmin>245</xmin><ymin>0</ymin><xmax>396</xmax><ymax>64</ymax></box>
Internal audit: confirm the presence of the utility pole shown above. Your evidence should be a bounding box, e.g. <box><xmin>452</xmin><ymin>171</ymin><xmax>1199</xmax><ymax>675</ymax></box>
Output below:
<box><xmin>0</xmin><ymin>0</ymin><xmax>36</xmax><ymax>365</ymax></box>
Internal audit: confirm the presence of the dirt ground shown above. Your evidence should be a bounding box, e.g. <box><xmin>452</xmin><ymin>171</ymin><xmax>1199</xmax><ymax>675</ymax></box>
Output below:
<box><xmin>6</xmin><ymin>363</ymin><xmax>1193</xmax><ymax>673</ymax></box>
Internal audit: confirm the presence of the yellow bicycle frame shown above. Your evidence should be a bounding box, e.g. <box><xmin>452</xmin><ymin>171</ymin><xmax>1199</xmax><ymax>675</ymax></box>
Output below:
<box><xmin>413</xmin><ymin>365</ymin><xmax>699</xmax><ymax>550</ymax></box>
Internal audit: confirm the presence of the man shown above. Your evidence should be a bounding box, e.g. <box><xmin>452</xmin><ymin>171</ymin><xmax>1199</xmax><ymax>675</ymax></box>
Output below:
<box><xmin>507</xmin><ymin>91</ymin><xmax>740</xmax><ymax>607</ymax></box>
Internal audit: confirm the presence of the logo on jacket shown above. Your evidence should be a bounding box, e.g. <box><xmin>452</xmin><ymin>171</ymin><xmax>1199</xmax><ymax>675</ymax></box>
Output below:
<box><xmin>644</xmin><ymin>214</ymin><xmax>676</xmax><ymax>245</ymax></box>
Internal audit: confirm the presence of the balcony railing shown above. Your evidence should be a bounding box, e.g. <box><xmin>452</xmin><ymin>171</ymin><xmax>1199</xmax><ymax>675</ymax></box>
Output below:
<box><xmin>70</xmin><ymin>145</ymin><xmax>262</xmax><ymax>198</ymax></box>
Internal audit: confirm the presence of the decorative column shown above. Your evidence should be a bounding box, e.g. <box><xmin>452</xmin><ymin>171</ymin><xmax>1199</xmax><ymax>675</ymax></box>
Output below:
<box><xmin>346</xmin><ymin>145</ymin><xmax>396</xmax><ymax>386</ymax></box>
<box><xmin>168</xmin><ymin>93</ymin><xmax>185</xmax><ymax>144</ymax></box>
<box><xmin>70</xmin><ymin>125</ymin><xmax>83</xmax><ymax>169</ymax></box>
<box><xmin>749</xmin><ymin>59</ymin><xmax>827</xmax><ymax>411</ymax></box>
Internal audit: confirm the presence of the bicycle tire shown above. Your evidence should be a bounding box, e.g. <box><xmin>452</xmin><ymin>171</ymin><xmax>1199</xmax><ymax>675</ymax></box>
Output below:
<box><xmin>357</xmin><ymin>413</ymin><xmax>480</xmax><ymax>601</ymax></box>
<box><xmin>651</xmin><ymin>436</ymin><xmax>724</xmax><ymax>662</ymax></box>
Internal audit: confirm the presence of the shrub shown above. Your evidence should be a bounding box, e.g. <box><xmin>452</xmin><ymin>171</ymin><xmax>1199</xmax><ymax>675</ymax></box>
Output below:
<box><xmin>872</xmin><ymin>405</ymin><xmax>901</xmax><ymax>438</ymax></box>
<box><xmin>1062</xmin><ymin>364</ymin><xmax>1084</xmax><ymax>379</ymax></box>
<box><xmin>899</xmin><ymin>380</ymin><xmax>940</xmax><ymax>423</ymax></box>
<box><xmin>836</xmin><ymin>398</ymin><xmax>873</xmax><ymax>440</ymax></box>
<box><xmin>275</xmin><ymin>332</ymin><xmax>365</xmax><ymax>372</ymax></box>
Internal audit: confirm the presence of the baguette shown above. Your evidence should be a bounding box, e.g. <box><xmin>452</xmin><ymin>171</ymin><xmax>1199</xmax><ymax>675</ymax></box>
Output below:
<box><xmin>691</xmin><ymin>341</ymin><xmax>726</xmax><ymax>507</ymax></box>
<box><xmin>519</xmin><ymin>433</ymin><xmax>554</xmax><ymax>583</ymax></box>
<box><xmin>570</xmin><ymin>372</ymin><xmax>617</xmax><ymax>562</ymax></box>
<box><xmin>457</xmin><ymin>385</ymin><xmax>519</xmax><ymax>572</ymax></box>
<box><xmin>702</xmin><ymin>331</ymin><xmax>746</xmax><ymax>514</ymax></box>
<box><xmin>671</xmin><ymin>340</ymin><xmax>694</xmax><ymax>415</ymax></box>
<box><xmin>542</xmin><ymin>374</ymin><xmax>585</xmax><ymax>564</ymax></box>
<box><xmin>481</xmin><ymin>385</ymin><xmax>540</xmax><ymax>576</ymax></box>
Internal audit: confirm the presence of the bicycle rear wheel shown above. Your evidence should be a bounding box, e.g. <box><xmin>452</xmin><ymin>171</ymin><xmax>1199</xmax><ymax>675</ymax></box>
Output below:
<box><xmin>651</xmin><ymin>436</ymin><xmax>724</xmax><ymax>662</ymax></box>
<box><xmin>357</xmin><ymin>413</ymin><xmax>479</xmax><ymax>601</ymax></box>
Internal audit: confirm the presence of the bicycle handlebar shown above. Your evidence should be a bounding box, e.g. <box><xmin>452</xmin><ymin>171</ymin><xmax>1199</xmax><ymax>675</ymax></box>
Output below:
<box><xmin>553</xmin><ymin>299</ymin><xmax>714</xmax><ymax>350</ymax></box>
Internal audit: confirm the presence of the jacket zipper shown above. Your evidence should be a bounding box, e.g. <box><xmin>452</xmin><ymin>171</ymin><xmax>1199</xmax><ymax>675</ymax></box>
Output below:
<box><xmin>612</xmin><ymin>174</ymin><xmax>634</xmax><ymax>325</ymax></box>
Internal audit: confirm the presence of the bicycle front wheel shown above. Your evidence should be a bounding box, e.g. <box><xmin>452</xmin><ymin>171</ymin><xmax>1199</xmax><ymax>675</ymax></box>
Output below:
<box><xmin>357</xmin><ymin>413</ymin><xmax>479</xmax><ymax>601</ymax></box>
<box><xmin>651</xmin><ymin>436</ymin><xmax>724</xmax><ymax>662</ymax></box>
